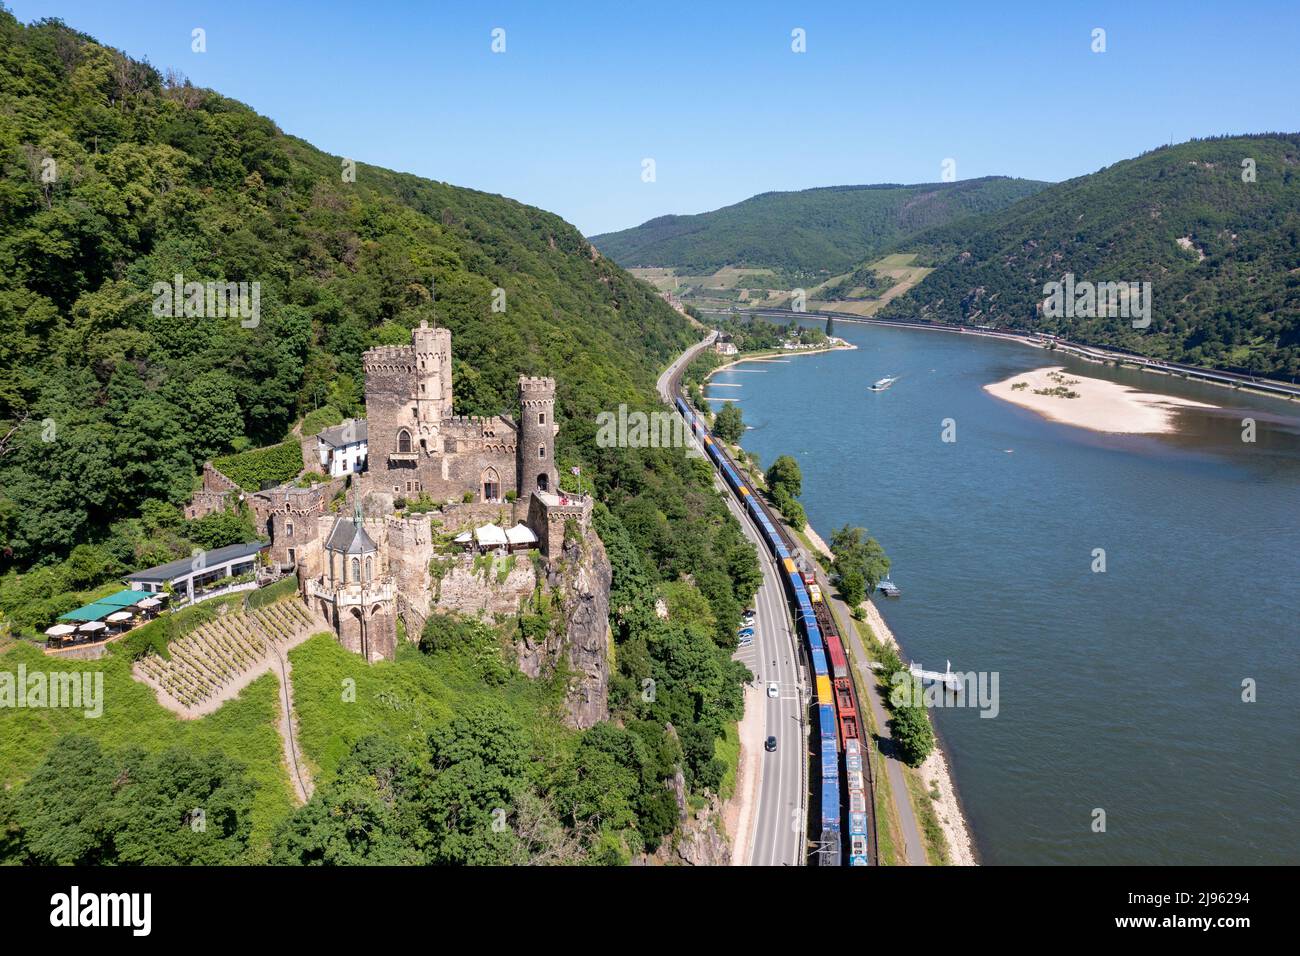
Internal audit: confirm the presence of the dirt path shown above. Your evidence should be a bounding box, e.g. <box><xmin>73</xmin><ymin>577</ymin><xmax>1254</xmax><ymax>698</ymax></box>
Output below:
<box><xmin>271</xmin><ymin>644</ymin><xmax>314</xmax><ymax>805</ymax></box>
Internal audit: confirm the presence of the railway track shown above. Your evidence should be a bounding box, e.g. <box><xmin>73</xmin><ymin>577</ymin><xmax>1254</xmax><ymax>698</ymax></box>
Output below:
<box><xmin>666</xmin><ymin>342</ymin><xmax>878</xmax><ymax>865</ymax></box>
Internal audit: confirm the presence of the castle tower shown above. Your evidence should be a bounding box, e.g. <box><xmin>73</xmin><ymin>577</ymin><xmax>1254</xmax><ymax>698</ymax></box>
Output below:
<box><xmin>412</xmin><ymin>321</ymin><xmax>453</xmax><ymax>423</ymax></box>
<box><xmin>518</xmin><ymin>376</ymin><xmax>558</xmax><ymax>499</ymax></box>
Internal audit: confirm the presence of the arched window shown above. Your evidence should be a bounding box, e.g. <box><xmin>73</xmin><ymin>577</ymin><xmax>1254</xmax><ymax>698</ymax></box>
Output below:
<box><xmin>482</xmin><ymin>467</ymin><xmax>500</xmax><ymax>502</ymax></box>
<box><xmin>365</xmin><ymin>556</ymin><xmax>373</xmax><ymax>583</ymax></box>
<box><xmin>538</xmin><ymin>444</ymin><xmax>546</xmax><ymax>460</ymax></box>
<box><xmin>538</xmin><ymin>412</ymin><xmax>546</xmax><ymax>425</ymax></box>
<box><xmin>537</xmin><ymin>473</ymin><xmax>549</xmax><ymax>492</ymax></box>
<box><xmin>351</xmin><ymin>557</ymin><xmax>360</xmax><ymax>582</ymax></box>
<box><xmin>285</xmin><ymin>520</ymin><xmax>294</xmax><ymax>537</ymax></box>
<box><xmin>398</xmin><ymin>429</ymin><xmax>412</xmax><ymax>454</ymax></box>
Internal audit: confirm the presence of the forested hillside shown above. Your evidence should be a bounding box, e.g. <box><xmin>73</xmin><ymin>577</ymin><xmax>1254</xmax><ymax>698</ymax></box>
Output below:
<box><xmin>0</xmin><ymin>13</ymin><xmax>758</xmax><ymax>864</ymax></box>
<box><xmin>878</xmin><ymin>135</ymin><xmax>1300</xmax><ymax>378</ymax></box>
<box><xmin>590</xmin><ymin>177</ymin><xmax>1048</xmax><ymax>275</ymax></box>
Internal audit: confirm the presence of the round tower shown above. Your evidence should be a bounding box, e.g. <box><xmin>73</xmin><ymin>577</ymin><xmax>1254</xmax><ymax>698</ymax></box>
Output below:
<box><xmin>411</xmin><ymin>321</ymin><xmax>452</xmax><ymax>423</ymax></box>
<box><xmin>518</xmin><ymin>376</ymin><xmax>557</xmax><ymax>498</ymax></box>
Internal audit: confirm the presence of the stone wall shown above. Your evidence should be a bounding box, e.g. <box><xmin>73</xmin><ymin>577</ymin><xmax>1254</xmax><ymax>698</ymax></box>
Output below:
<box><xmin>184</xmin><ymin>462</ymin><xmax>241</xmax><ymax>520</ymax></box>
<box><xmin>434</xmin><ymin>552</ymin><xmax>538</xmax><ymax>619</ymax></box>
<box><xmin>385</xmin><ymin>515</ymin><xmax>435</xmax><ymax>615</ymax></box>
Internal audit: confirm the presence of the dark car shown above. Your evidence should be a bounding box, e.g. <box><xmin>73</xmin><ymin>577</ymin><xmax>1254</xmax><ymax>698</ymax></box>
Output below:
<box><xmin>764</xmin><ymin>735</ymin><xmax>777</xmax><ymax>752</ymax></box>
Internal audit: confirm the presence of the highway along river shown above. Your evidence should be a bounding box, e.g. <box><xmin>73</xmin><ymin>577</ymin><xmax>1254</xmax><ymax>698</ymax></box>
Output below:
<box><xmin>708</xmin><ymin>318</ymin><xmax>1300</xmax><ymax>864</ymax></box>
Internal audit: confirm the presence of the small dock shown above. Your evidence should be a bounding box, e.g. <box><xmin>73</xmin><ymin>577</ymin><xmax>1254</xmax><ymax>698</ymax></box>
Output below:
<box><xmin>908</xmin><ymin>661</ymin><xmax>961</xmax><ymax>692</ymax></box>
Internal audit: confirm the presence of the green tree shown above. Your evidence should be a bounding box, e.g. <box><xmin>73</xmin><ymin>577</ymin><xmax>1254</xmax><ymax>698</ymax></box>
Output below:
<box><xmin>830</xmin><ymin>524</ymin><xmax>891</xmax><ymax>604</ymax></box>
<box><xmin>890</xmin><ymin>702</ymin><xmax>935</xmax><ymax>766</ymax></box>
<box><xmin>713</xmin><ymin>403</ymin><xmax>744</xmax><ymax>443</ymax></box>
<box><xmin>765</xmin><ymin>454</ymin><xmax>802</xmax><ymax>499</ymax></box>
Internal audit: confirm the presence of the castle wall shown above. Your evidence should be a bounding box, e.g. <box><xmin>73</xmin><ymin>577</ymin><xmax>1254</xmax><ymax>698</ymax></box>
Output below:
<box><xmin>385</xmin><ymin>515</ymin><xmax>435</xmax><ymax>615</ymax></box>
<box><xmin>184</xmin><ymin>462</ymin><xmax>241</xmax><ymax>520</ymax></box>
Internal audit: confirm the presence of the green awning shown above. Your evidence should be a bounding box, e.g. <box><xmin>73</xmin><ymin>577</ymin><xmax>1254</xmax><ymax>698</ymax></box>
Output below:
<box><xmin>58</xmin><ymin>601</ymin><xmax>123</xmax><ymax>623</ymax></box>
<box><xmin>97</xmin><ymin>589</ymin><xmax>154</xmax><ymax>607</ymax></box>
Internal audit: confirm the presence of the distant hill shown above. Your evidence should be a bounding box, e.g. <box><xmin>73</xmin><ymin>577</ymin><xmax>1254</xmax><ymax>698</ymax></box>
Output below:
<box><xmin>590</xmin><ymin>177</ymin><xmax>1050</xmax><ymax>275</ymax></box>
<box><xmin>878</xmin><ymin>135</ymin><xmax>1300</xmax><ymax>378</ymax></box>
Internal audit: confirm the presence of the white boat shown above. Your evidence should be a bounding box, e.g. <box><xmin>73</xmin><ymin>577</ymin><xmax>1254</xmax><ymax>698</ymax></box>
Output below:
<box><xmin>868</xmin><ymin>376</ymin><xmax>898</xmax><ymax>392</ymax></box>
<box><xmin>878</xmin><ymin>576</ymin><xmax>901</xmax><ymax>597</ymax></box>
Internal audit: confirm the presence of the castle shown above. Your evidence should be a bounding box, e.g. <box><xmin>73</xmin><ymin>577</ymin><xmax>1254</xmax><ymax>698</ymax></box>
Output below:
<box><xmin>189</xmin><ymin>322</ymin><xmax>594</xmax><ymax>664</ymax></box>
<box><xmin>361</xmin><ymin>321</ymin><xmax>558</xmax><ymax>503</ymax></box>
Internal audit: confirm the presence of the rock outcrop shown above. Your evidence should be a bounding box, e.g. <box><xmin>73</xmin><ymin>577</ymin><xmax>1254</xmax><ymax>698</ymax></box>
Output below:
<box><xmin>540</xmin><ymin>527</ymin><xmax>611</xmax><ymax>730</ymax></box>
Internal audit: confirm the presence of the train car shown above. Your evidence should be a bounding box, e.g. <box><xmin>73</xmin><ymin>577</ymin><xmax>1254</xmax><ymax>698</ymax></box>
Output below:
<box><xmin>835</xmin><ymin>681</ymin><xmax>860</xmax><ymax>749</ymax></box>
<box><xmin>848</xmin><ymin>813</ymin><xmax>869</xmax><ymax>866</ymax></box>
<box><xmin>810</xmin><ymin>647</ymin><xmax>829</xmax><ymax>680</ymax></box>
<box><xmin>820</xmin><ymin>739</ymin><xmax>838</xmax><ymax>780</ymax></box>
<box><xmin>815</xmin><ymin>674</ymin><xmax>833</xmax><ymax>706</ymax></box>
<box><xmin>825</xmin><ymin>633</ymin><xmax>849</xmax><ymax>680</ymax></box>
<box><xmin>821</xmin><ymin>779</ymin><xmax>841</xmax><ymax>828</ymax></box>
<box><xmin>845</xmin><ymin>737</ymin><xmax>862</xmax><ymax>767</ymax></box>
<box><xmin>848</xmin><ymin>787</ymin><xmax>867</xmax><ymax>817</ymax></box>
<box><xmin>817</xmin><ymin>703</ymin><xmax>837</xmax><ymax>743</ymax></box>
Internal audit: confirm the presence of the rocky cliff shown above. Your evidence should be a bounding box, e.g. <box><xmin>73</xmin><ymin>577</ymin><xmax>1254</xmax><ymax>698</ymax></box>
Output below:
<box><xmin>523</xmin><ymin>527</ymin><xmax>611</xmax><ymax>730</ymax></box>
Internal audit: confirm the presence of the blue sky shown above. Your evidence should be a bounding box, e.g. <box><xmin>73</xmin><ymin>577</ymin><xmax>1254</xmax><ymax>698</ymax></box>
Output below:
<box><xmin>10</xmin><ymin>0</ymin><xmax>1299</xmax><ymax>236</ymax></box>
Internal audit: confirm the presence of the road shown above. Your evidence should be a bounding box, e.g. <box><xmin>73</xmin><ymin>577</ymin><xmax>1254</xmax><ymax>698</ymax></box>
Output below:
<box><xmin>657</xmin><ymin>331</ymin><xmax>807</xmax><ymax>866</ymax></box>
<box><xmin>720</xmin><ymin>490</ymin><xmax>805</xmax><ymax>865</ymax></box>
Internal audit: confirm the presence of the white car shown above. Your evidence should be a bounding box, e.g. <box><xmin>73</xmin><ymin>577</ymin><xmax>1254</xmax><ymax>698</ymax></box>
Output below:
<box><xmin>767</xmin><ymin>681</ymin><xmax>779</xmax><ymax>699</ymax></box>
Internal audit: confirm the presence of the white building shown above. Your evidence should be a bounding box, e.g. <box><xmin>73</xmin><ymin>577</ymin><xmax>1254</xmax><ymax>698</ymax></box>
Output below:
<box><xmin>317</xmin><ymin>419</ymin><xmax>368</xmax><ymax>477</ymax></box>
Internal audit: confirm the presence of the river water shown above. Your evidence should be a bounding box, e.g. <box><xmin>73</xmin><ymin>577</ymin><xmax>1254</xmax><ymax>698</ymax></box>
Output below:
<box><xmin>708</xmin><ymin>319</ymin><xmax>1300</xmax><ymax>865</ymax></box>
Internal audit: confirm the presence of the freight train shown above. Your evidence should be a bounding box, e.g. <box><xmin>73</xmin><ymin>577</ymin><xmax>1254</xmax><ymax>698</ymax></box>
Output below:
<box><xmin>674</xmin><ymin>395</ymin><xmax>872</xmax><ymax>866</ymax></box>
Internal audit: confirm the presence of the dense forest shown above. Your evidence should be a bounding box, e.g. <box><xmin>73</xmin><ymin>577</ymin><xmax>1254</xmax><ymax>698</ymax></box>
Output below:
<box><xmin>590</xmin><ymin>177</ymin><xmax>1048</xmax><ymax>275</ymax></box>
<box><xmin>878</xmin><ymin>135</ymin><xmax>1300</xmax><ymax>378</ymax></box>
<box><xmin>0</xmin><ymin>13</ymin><xmax>759</xmax><ymax>863</ymax></box>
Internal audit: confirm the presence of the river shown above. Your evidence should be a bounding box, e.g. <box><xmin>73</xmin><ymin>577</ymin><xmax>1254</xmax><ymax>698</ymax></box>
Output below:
<box><xmin>708</xmin><ymin>318</ymin><xmax>1300</xmax><ymax>865</ymax></box>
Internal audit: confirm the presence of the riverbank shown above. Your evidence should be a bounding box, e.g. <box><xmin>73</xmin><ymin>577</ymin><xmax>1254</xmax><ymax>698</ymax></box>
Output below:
<box><xmin>704</xmin><ymin>339</ymin><xmax>857</xmax><ymax>378</ymax></box>
<box><xmin>800</xmin><ymin>522</ymin><xmax>977</xmax><ymax>866</ymax></box>
<box><xmin>986</xmin><ymin>365</ymin><xmax>1218</xmax><ymax>434</ymax></box>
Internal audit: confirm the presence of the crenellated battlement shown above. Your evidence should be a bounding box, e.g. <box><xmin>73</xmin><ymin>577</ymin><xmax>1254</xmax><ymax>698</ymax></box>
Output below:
<box><xmin>519</xmin><ymin>375</ymin><xmax>556</xmax><ymax>394</ymax></box>
<box><xmin>363</xmin><ymin>345</ymin><xmax>415</xmax><ymax>373</ymax></box>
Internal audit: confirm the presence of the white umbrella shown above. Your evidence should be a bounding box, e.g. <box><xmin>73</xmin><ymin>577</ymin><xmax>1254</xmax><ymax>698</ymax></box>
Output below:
<box><xmin>106</xmin><ymin>611</ymin><xmax>133</xmax><ymax>623</ymax></box>
<box><xmin>137</xmin><ymin>598</ymin><xmax>161</xmax><ymax>608</ymax></box>
<box><xmin>474</xmin><ymin>523</ymin><xmax>508</xmax><ymax>548</ymax></box>
<box><xmin>79</xmin><ymin>621</ymin><xmax>107</xmax><ymax>633</ymax></box>
<box><xmin>45</xmin><ymin>624</ymin><xmax>77</xmax><ymax>637</ymax></box>
<box><xmin>505</xmin><ymin>523</ymin><xmax>538</xmax><ymax>546</ymax></box>
<box><xmin>453</xmin><ymin>530</ymin><xmax>473</xmax><ymax>544</ymax></box>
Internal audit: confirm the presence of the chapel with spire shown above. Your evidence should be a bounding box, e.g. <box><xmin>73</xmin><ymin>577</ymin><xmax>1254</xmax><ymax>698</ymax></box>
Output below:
<box><xmin>301</xmin><ymin>498</ymin><xmax>397</xmax><ymax>663</ymax></box>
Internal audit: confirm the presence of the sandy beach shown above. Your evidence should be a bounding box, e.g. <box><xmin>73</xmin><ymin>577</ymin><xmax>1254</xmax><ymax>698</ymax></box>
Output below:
<box><xmin>986</xmin><ymin>366</ymin><xmax>1217</xmax><ymax>434</ymax></box>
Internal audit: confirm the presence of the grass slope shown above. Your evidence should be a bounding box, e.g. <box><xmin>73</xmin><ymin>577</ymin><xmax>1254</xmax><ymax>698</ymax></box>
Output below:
<box><xmin>0</xmin><ymin>641</ymin><xmax>292</xmax><ymax>858</ymax></box>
